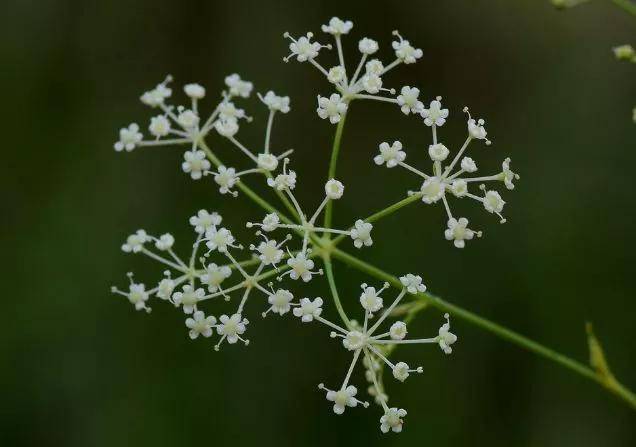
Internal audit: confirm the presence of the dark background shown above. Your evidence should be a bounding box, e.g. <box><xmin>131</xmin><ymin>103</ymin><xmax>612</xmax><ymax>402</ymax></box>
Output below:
<box><xmin>2</xmin><ymin>0</ymin><xmax>635</xmax><ymax>445</ymax></box>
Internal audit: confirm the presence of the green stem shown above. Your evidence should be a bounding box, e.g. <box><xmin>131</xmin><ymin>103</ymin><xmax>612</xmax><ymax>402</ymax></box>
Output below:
<box><xmin>329</xmin><ymin>246</ymin><xmax>636</xmax><ymax>409</ymax></box>
<box><xmin>323</xmin><ymin>113</ymin><xmax>348</xmax><ymax>233</ymax></box>
<box><xmin>322</xmin><ymin>254</ymin><xmax>351</xmax><ymax>328</ymax></box>
<box><xmin>612</xmin><ymin>0</ymin><xmax>636</xmax><ymax>17</ymax></box>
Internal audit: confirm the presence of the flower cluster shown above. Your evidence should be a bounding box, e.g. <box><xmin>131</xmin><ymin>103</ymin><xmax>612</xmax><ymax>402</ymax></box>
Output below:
<box><xmin>374</xmin><ymin>99</ymin><xmax>519</xmax><ymax>248</ymax></box>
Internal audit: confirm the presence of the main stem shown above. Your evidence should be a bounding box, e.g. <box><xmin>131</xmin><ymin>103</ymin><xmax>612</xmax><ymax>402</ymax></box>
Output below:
<box><xmin>323</xmin><ymin>113</ymin><xmax>348</xmax><ymax>233</ymax></box>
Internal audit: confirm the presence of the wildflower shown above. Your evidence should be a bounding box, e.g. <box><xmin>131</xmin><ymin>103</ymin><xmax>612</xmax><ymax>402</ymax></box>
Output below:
<box><xmin>122</xmin><ymin>229</ymin><xmax>149</xmax><ymax>253</ymax></box>
<box><xmin>350</xmin><ymin>220</ymin><xmax>373</xmax><ymax>248</ymax></box>
<box><xmin>437</xmin><ymin>313</ymin><xmax>458</xmax><ymax>354</ymax></box>
<box><xmin>189</xmin><ymin>209</ymin><xmax>222</xmax><ymax>234</ymax></box>
<box><xmin>264</xmin><ymin>289</ymin><xmax>294</xmax><ymax>316</ymax></box>
<box><xmin>399</xmin><ymin>274</ymin><xmax>426</xmax><ymax>294</ymax></box>
<box><xmin>259</xmin><ymin>91</ymin><xmax>291</xmax><ymax>113</ymax></box>
<box><xmin>204</xmin><ymin>227</ymin><xmax>239</xmax><ymax>253</ymax></box>
<box><xmin>172</xmin><ymin>284</ymin><xmax>205</xmax><ymax>314</ymax></box>
<box><xmin>444</xmin><ymin>218</ymin><xmax>480</xmax><ymax>249</ymax></box>
<box><xmin>613</xmin><ymin>44</ymin><xmax>636</xmax><ymax>62</ymax></box>
<box><xmin>397</xmin><ymin>86</ymin><xmax>423</xmax><ymax>115</ymax></box>
<box><xmin>322</xmin><ymin>17</ymin><xmax>353</xmax><ymax>35</ymax></box>
<box><xmin>149</xmin><ymin>115</ymin><xmax>171</xmax><ymax>137</ymax></box>
<box><xmin>155</xmin><ymin>233</ymin><xmax>175</xmax><ymax>251</ymax></box>
<box><xmin>283</xmin><ymin>32</ymin><xmax>326</xmax><ymax>62</ymax></box>
<box><xmin>114</xmin><ymin>123</ymin><xmax>143</xmax><ymax>152</ymax></box>
<box><xmin>225</xmin><ymin>74</ymin><xmax>253</xmax><ymax>98</ymax></box>
<box><xmin>358</xmin><ymin>37</ymin><xmax>379</xmax><ymax>55</ymax></box>
<box><xmin>185</xmin><ymin>311</ymin><xmax>216</xmax><ymax>339</ymax></box>
<box><xmin>392</xmin><ymin>30</ymin><xmax>422</xmax><ymax>64</ymax></box>
<box><xmin>199</xmin><ymin>263</ymin><xmax>232</xmax><ymax>293</ymax></box>
<box><xmin>210</xmin><ymin>166</ymin><xmax>238</xmax><ymax>196</ymax></box>
<box><xmin>214</xmin><ymin>119</ymin><xmax>239</xmax><ymax>137</ymax></box>
<box><xmin>293</xmin><ymin>297</ymin><xmax>323</xmax><ymax>322</ymax></box>
<box><xmin>421</xmin><ymin>97</ymin><xmax>449</xmax><ymax>127</ymax></box>
<box><xmin>182</xmin><ymin>149</ymin><xmax>211</xmax><ymax>180</ymax></box>
<box><xmin>317</xmin><ymin>93</ymin><xmax>348</xmax><ymax>123</ymax></box>
<box><xmin>374</xmin><ymin>141</ymin><xmax>406</xmax><ymax>168</ymax></box>
<box><xmin>319</xmin><ymin>384</ymin><xmax>367</xmax><ymax>414</ymax></box>
<box><xmin>218</xmin><ymin>102</ymin><xmax>246</xmax><ymax>122</ymax></box>
<box><xmin>325</xmin><ymin>179</ymin><xmax>345</xmax><ymax>199</ymax></box>
<box><xmin>380</xmin><ymin>408</ymin><xmax>407</xmax><ymax>433</ymax></box>
<box><xmin>215</xmin><ymin>313</ymin><xmax>249</xmax><ymax>349</ymax></box>
<box><xmin>328</xmin><ymin>66</ymin><xmax>346</xmax><ymax>84</ymax></box>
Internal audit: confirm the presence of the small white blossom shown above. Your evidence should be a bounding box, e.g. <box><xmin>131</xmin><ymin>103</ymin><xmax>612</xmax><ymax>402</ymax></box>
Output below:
<box><xmin>450</xmin><ymin>179</ymin><xmax>468</xmax><ymax>197</ymax></box>
<box><xmin>374</xmin><ymin>141</ymin><xmax>406</xmax><ymax>168</ymax></box>
<box><xmin>184</xmin><ymin>83</ymin><xmax>206</xmax><ymax>99</ymax></box>
<box><xmin>365</xmin><ymin>59</ymin><xmax>384</xmax><ymax>75</ymax></box>
<box><xmin>380</xmin><ymin>408</ymin><xmax>407</xmax><ymax>433</ymax></box>
<box><xmin>256</xmin><ymin>239</ymin><xmax>284</xmax><ymax>266</ymax></box>
<box><xmin>327</xmin><ymin>66</ymin><xmax>346</xmax><ymax>84</ymax></box>
<box><xmin>467</xmin><ymin>116</ymin><xmax>488</xmax><ymax>141</ymax></box>
<box><xmin>438</xmin><ymin>313</ymin><xmax>457</xmax><ymax>354</ymax></box>
<box><xmin>399</xmin><ymin>274</ymin><xmax>426</xmax><ymax>294</ymax></box>
<box><xmin>350</xmin><ymin>220</ymin><xmax>373</xmax><ymax>248</ymax></box>
<box><xmin>390</xmin><ymin>321</ymin><xmax>407</xmax><ymax>340</ymax></box>
<box><xmin>483</xmin><ymin>190</ymin><xmax>505</xmax><ymax>215</ymax></box>
<box><xmin>225</xmin><ymin>74</ymin><xmax>253</xmax><ymax>98</ymax></box>
<box><xmin>155</xmin><ymin>233</ymin><xmax>175</xmax><ymax>251</ymax></box>
<box><xmin>420</xmin><ymin>178</ymin><xmax>445</xmax><ymax>204</ymax></box>
<box><xmin>214</xmin><ymin>119</ymin><xmax>239</xmax><ymax>138</ymax></box>
<box><xmin>323</xmin><ymin>384</ymin><xmax>360</xmax><ymax>415</ymax></box>
<box><xmin>362</xmin><ymin>73</ymin><xmax>383</xmax><ymax>94</ymax></box>
<box><xmin>358</xmin><ymin>37</ymin><xmax>379</xmax><ymax>55</ymax></box>
<box><xmin>267</xmin><ymin>170</ymin><xmax>297</xmax><ymax>190</ymax></box>
<box><xmin>140</xmin><ymin>77</ymin><xmax>172</xmax><ymax>107</ymax></box>
<box><xmin>325</xmin><ymin>179</ymin><xmax>345</xmax><ymax>200</ymax></box>
<box><xmin>114</xmin><ymin>123</ymin><xmax>142</xmax><ymax>152</ymax></box>
<box><xmin>148</xmin><ymin>115</ymin><xmax>171</xmax><ymax>138</ymax></box>
<box><xmin>285</xmin><ymin>32</ymin><xmax>323</xmax><ymax>62</ymax></box>
<box><xmin>182</xmin><ymin>150</ymin><xmax>210</xmax><ymax>180</ymax></box>
<box><xmin>502</xmin><ymin>158</ymin><xmax>519</xmax><ymax>190</ymax></box>
<box><xmin>461</xmin><ymin>157</ymin><xmax>477</xmax><ymax>173</ymax></box>
<box><xmin>213</xmin><ymin>166</ymin><xmax>238</xmax><ymax>195</ymax></box>
<box><xmin>260</xmin><ymin>213</ymin><xmax>280</xmax><ymax>232</ymax></box>
<box><xmin>185</xmin><ymin>311</ymin><xmax>216</xmax><ymax>339</ymax></box>
<box><xmin>360</xmin><ymin>285</ymin><xmax>384</xmax><ymax>313</ymax></box>
<box><xmin>205</xmin><ymin>227</ymin><xmax>236</xmax><ymax>253</ymax></box>
<box><xmin>428</xmin><ymin>143</ymin><xmax>450</xmax><ymax>162</ymax></box>
<box><xmin>257</xmin><ymin>153</ymin><xmax>279</xmax><ymax>171</ymax></box>
<box><xmin>421</xmin><ymin>98</ymin><xmax>449</xmax><ymax>127</ymax></box>
<box><xmin>613</xmin><ymin>44</ymin><xmax>636</xmax><ymax>61</ymax></box>
<box><xmin>261</xmin><ymin>91</ymin><xmax>291</xmax><ymax>113</ymax></box>
<box><xmin>177</xmin><ymin>109</ymin><xmax>199</xmax><ymax>129</ymax></box>
<box><xmin>126</xmin><ymin>283</ymin><xmax>149</xmax><ymax>311</ymax></box>
<box><xmin>392</xmin><ymin>31</ymin><xmax>422</xmax><ymax>64</ymax></box>
<box><xmin>216</xmin><ymin>313</ymin><xmax>249</xmax><ymax>345</ymax></box>
<box><xmin>287</xmin><ymin>253</ymin><xmax>317</xmax><ymax>282</ymax></box>
<box><xmin>392</xmin><ymin>362</ymin><xmax>421</xmax><ymax>382</ymax></box>
<box><xmin>218</xmin><ymin>102</ymin><xmax>246</xmax><ymax>122</ymax></box>
<box><xmin>172</xmin><ymin>284</ymin><xmax>205</xmax><ymax>314</ymax></box>
<box><xmin>122</xmin><ymin>229</ymin><xmax>149</xmax><ymax>253</ymax></box>
<box><xmin>445</xmin><ymin>218</ymin><xmax>476</xmax><ymax>249</ymax></box>
<box><xmin>189</xmin><ymin>209</ymin><xmax>222</xmax><ymax>234</ymax></box>
<box><xmin>293</xmin><ymin>297</ymin><xmax>323</xmax><ymax>322</ymax></box>
<box><xmin>397</xmin><ymin>86</ymin><xmax>423</xmax><ymax>115</ymax></box>
<box><xmin>199</xmin><ymin>263</ymin><xmax>232</xmax><ymax>293</ymax></box>
<box><xmin>266</xmin><ymin>289</ymin><xmax>294</xmax><ymax>316</ymax></box>
<box><xmin>317</xmin><ymin>94</ymin><xmax>348</xmax><ymax>124</ymax></box>
<box><xmin>156</xmin><ymin>278</ymin><xmax>175</xmax><ymax>300</ymax></box>
<box><xmin>321</xmin><ymin>17</ymin><xmax>353</xmax><ymax>35</ymax></box>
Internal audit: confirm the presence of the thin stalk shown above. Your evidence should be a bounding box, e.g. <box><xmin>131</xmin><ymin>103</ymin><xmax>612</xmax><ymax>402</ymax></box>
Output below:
<box><xmin>612</xmin><ymin>0</ymin><xmax>636</xmax><ymax>17</ymax></box>
<box><xmin>329</xmin><ymin>246</ymin><xmax>636</xmax><ymax>409</ymax></box>
<box><xmin>322</xmin><ymin>254</ymin><xmax>351</xmax><ymax>328</ymax></box>
<box><xmin>323</xmin><ymin>113</ymin><xmax>347</xmax><ymax>232</ymax></box>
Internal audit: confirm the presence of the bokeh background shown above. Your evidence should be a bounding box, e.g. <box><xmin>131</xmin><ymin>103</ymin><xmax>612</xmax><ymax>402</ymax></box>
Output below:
<box><xmin>2</xmin><ymin>0</ymin><xmax>635</xmax><ymax>445</ymax></box>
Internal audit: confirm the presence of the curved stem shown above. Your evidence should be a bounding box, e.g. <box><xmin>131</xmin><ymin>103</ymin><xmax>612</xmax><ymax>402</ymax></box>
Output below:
<box><xmin>322</xmin><ymin>254</ymin><xmax>351</xmax><ymax>328</ymax></box>
<box><xmin>329</xmin><ymin>246</ymin><xmax>636</xmax><ymax>409</ymax></box>
<box><xmin>323</xmin><ymin>112</ymin><xmax>348</xmax><ymax>232</ymax></box>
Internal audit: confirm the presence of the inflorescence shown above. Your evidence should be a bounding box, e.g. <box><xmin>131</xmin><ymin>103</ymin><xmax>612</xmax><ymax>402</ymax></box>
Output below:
<box><xmin>111</xmin><ymin>16</ymin><xmax>518</xmax><ymax>433</ymax></box>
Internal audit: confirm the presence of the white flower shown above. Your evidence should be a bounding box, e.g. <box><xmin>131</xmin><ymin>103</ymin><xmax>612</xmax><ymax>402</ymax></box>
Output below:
<box><xmin>184</xmin><ymin>83</ymin><xmax>206</xmax><ymax>99</ymax></box>
<box><xmin>362</xmin><ymin>73</ymin><xmax>383</xmax><ymax>94</ymax></box>
<box><xmin>468</xmin><ymin>117</ymin><xmax>488</xmax><ymax>140</ymax></box>
<box><xmin>156</xmin><ymin>278</ymin><xmax>175</xmax><ymax>300</ymax></box>
<box><xmin>483</xmin><ymin>190</ymin><xmax>505</xmax><ymax>214</ymax></box>
<box><xmin>199</xmin><ymin>263</ymin><xmax>232</xmax><ymax>292</ymax></box>
<box><xmin>218</xmin><ymin>102</ymin><xmax>246</xmax><ymax>122</ymax></box>
<box><xmin>217</xmin><ymin>313</ymin><xmax>248</xmax><ymax>344</ymax></box>
<box><xmin>450</xmin><ymin>179</ymin><xmax>468</xmax><ymax>197</ymax></box>
<box><xmin>172</xmin><ymin>284</ymin><xmax>205</xmax><ymax>314</ymax></box>
<box><xmin>324</xmin><ymin>385</ymin><xmax>359</xmax><ymax>415</ymax></box>
<box><xmin>461</xmin><ymin>157</ymin><xmax>477</xmax><ymax>173</ymax></box>
<box><xmin>420</xmin><ymin>178</ymin><xmax>445</xmax><ymax>204</ymax></box>
<box><xmin>293</xmin><ymin>297</ymin><xmax>323</xmax><ymax>322</ymax></box>
<box><xmin>444</xmin><ymin>218</ymin><xmax>476</xmax><ymax>249</ymax></box>
<box><xmin>502</xmin><ymin>158</ymin><xmax>519</xmax><ymax>190</ymax></box>
<box><xmin>327</xmin><ymin>66</ymin><xmax>346</xmax><ymax>84</ymax></box>
<box><xmin>177</xmin><ymin>109</ymin><xmax>199</xmax><ymax>129</ymax></box>
<box><xmin>399</xmin><ymin>273</ymin><xmax>426</xmax><ymax>294</ymax></box>
<box><xmin>397</xmin><ymin>86</ymin><xmax>423</xmax><ymax>115</ymax></box>
<box><xmin>287</xmin><ymin>33</ymin><xmax>322</xmax><ymax>62</ymax></box>
<box><xmin>380</xmin><ymin>408</ymin><xmax>407</xmax><ymax>433</ymax></box>
<box><xmin>205</xmin><ymin>227</ymin><xmax>236</xmax><ymax>253</ymax></box>
<box><xmin>148</xmin><ymin>115</ymin><xmax>171</xmax><ymax>138</ymax></box>
<box><xmin>225</xmin><ymin>74</ymin><xmax>253</xmax><ymax>98</ymax></box>
<box><xmin>358</xmin><ymin>37</ymin><xmax>379</xmax><ymax>55</ymax></box>
<box><xmin>287</xmin><ymin>253</ymin><xmax>317</xmax><ymax>282</ymax></box>
<box><xmin>392</xmin><ymin>362</ymin><xmax>420</xmax><ymax>382</ymax></box>
<box><xmin>317</xmin><ymin>94</ymin><xmax>348</xmax><ymax>124</ymax></box>
<box><xmin>214</xmin><ymin>119</ymin><xmax>239</xmax><ymax>138</ymax></box>
<box><xmin>213</xmin><ymin>166</ymin><xmax>238</xmax><ymax>195</ymax></box>
<box><xmin>438</xmin><ymin>313</ymin><xmax>457</xmax><ymax>354</ymax></box>
<box><xmin>428</xmin><ymin>143</ymin><xmax>450</xmax><ymax>162</ymax></box>
<box><xmin>182</xmin><ymin>150</ymin><xmax>210</xmax><ymax>180</ymax></box>
<box><xmin>374</xmin><ymin>141</ymin><xmax>406</xmax><ymax>168</ymax></box>
<box><xmin>256</xmin><ymin>239</ymin><xmax>284</xmax><ymax>266</ymax></box>
<box><xmin>421</xmin><ymin>98</ymin><xmax>449</xmax><ymax>127</ymax></box>
<box><xmin>185</xmin><ymin>311</ymin><xmax>216</xmax><ymax>339</ymax></box>
<box><xmin>365</xmin><ymin>59</ymin><xmax>384</xmax><ymax>75</ymax></box>
<box><xmin>389</xmin><ymin>321</ymin><xmax>407</xmax><ymax>340</ymax></box>
<box><xmin>261</xmin><ymin>91</ymin><xmax>290</xmax><ymax>113</ymax></box>
<box><xmin>189</xmin><ymin>209</ymin><xmax>222</xmax><ymax>234</ymax></box>
<box><xmin>392</xmin><ymin>31</ymin><xmax>422</xmax><ymax>64</ymax></box>
<box><xmin>256</xmin><ymin>153</ymin><xmax>279</xmax><ymax>172</ymax></box>
<box><xmin>114</xmin><ymin>123</ymin><xmax>142</xmax><ymax>152</ymax></box>
<box><xmin>350</xmin><ymin>220</ymin><xmax>373</xmax><ymax>248</ymax></box>
<box><xmin>140</xmin><ymin>78</ymin><xmax>172</xmax><ymax>106</ymax></box>
<box><xmin>122</xmin><ymin>229</ymin><xmax>149</xmax><ymax>253</ymax></box>
<box><xmin>325</xmin><ymin>179</ymin><xmax>344</xmax><ymax>200</ymax></box>
<box><xmin>321</xmin><ymin>17</ymin><xmax>353</xmax><ymax>35</ymax></box>
<box><xmin>260</xmin><ymin>213</ymin><xmax>280</xmax><ymax>232</ymax></box>
<box><xmin>267</xmin><ymin>170</ymin><xmax>297</xmax><ymax>190</ymax></box>
<box><xmin>613</xmin><ymin>44</ymin><xmax>635</xmax><ymax>61</ymax></box>
<box><xmin>360</xmin><ymin>286</ymin><xmax>383</xmax><ymax>313</ymax></box>
<box><xmin>155</xmin><ymin>233</ymin><xmax>175</xmax><ymax>251</ymax></box>
<box><xmin>127</xmin><ymin>283</ymin><xmax>149</xmax><ymax>311</ymax></box>
<box><xmin>267</xmin><ymin>289</ymin><xmax>294</xmax><ymax>316</ymax></box>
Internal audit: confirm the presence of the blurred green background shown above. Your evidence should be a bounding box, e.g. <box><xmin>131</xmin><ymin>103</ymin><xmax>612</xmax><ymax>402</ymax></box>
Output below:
<box><xmin>2</xmin><ymin>0</ymin><xmax>635</xmax><ymax>445</ymax></box>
